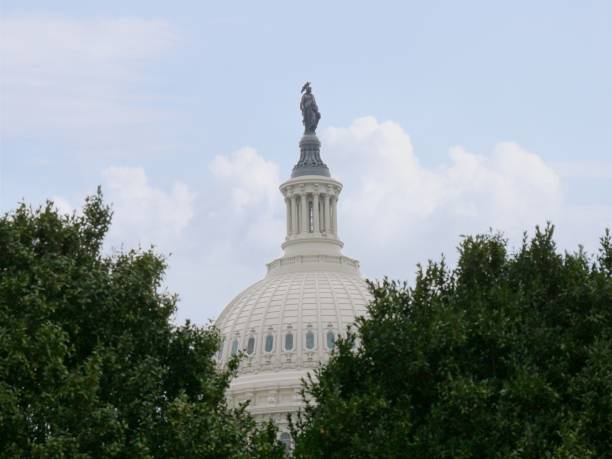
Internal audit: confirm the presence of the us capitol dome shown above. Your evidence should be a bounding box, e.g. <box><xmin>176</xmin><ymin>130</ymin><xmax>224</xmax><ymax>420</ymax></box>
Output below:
<box><xmin>215</xmin><ymin>83</ymin><xmax>371</xmax><ymax>441</ymax></box>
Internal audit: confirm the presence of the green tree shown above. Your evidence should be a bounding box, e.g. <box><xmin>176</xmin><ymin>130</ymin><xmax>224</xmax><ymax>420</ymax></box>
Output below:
<box><xmin>0</xmin><ymin>191</ymin><xmax>285</xmax><ymax>458</ymax></box>
<box><xmin>291</xmin><ymin>226</ymin><xmax>612</xmax><ymax>458</ymax></box>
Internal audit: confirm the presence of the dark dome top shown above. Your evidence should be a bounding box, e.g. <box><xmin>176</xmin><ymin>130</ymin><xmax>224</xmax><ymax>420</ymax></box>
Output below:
<box><xmin>291</xmin><ymin>134</ymin><xmax>330</xmax><ymax>178</ymax></box>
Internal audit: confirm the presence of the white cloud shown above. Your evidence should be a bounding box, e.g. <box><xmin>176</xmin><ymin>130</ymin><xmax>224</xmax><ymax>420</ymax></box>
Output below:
<box><xmin>323</xmin><ymin>117</ymin><xmax>562</xmax><ymax>249</ymax></box>
<box><xmin>102</xmin><ymin>166</ymin><xmax>194</xmax><ymax>248</ymax></box>
<box><xmin>159</xmin><ymin>148</ymin><xmax>284</xmax><ymax>324</ymax></box>
<box><xmin>0</xmin><ymin>14</ymin><xmax>176</xmax><ymax>140</ymax></box>
<box><xmin>51</xmin><ymin>195</ymin><xmax>73</xmax><ymax>215</ymax></box>
<box><xmin>319</xmin><ymin>118</ymin><xmax>611</xmax><ymax>281</ymax></box>
<box><xmin>209</xmin><ymin>147</ymin><xmax>281</xmax><ymax>212</ymax></box>
<box><xmin>444</xmin><ymin>142</ymin><xmax>562</xmax><ymax>226</ymax></box>
<box><xmin>204</xmin><ymin>146</ymin><xmax>284</xmax><ymax>257</ymax></box>
<box><xmin>45</xmin><ymin>156</ymin><xmax>277</xmax><ymax>325</ymax></box>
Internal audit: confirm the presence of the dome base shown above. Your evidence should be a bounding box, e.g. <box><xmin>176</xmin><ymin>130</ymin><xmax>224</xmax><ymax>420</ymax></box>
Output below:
<box><xmin>281</xmin><ymin>234</ymin><xmax>343</xmax><ymax>257</ymax></box>
<box><xmin>267</xmin><ymin>253</ymin><xmax>360</xmax><ymax>276</ymax></box>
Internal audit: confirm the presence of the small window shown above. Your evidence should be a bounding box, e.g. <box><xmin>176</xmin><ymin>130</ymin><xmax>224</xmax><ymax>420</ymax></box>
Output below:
<box><xmin>285</xmin><ymin>333</ymin><xmax>294</xmax><ymax>351</ymax></box>
<box><xmin>305</xmin><ymin>331</ymin><xmax>315</xmax><ymax>350</ymax></box>
<box><xmin>246</xmin><ymin>336</ymin><xmax>255</xmax><ymax>355</ymax></box>
<box><xmin>265</xmin><ymin>334</ymin><xmax>274</xmax><ymax>353</ymax></box>
<box><xmin>217</xmin><ymin>338</ymin><xmax>225</xmax><ymax>360</ymax></box>
<box><xmin>280</xmin><ymin>432</ymin><xmax>292</xmax><ymax>451</ymax></box>
<box><xmin>326</xmin><ymin>331</ymin><xmax>335</xmax><ymax>350</ymax></box>
<box><xmin>231</xmin><ymin>339</ymin><xmax>239</xmax><ymax>356</ymax></box>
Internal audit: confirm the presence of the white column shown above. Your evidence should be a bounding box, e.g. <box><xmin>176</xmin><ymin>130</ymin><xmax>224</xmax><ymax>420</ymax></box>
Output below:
<box><xmin>291</xmin><ymin>195</ymin><xmax>298</xmax><ymax>236</ymax></box>
<box><xmin>313</xmin><ymin>192</ymin><xmax>320</xmax><ymax>234</ymax></box>
<box><xmin>301</xmin><ymin>193</ymin><xmax>308</xmax><ymax>234</ymax></box>
<box><xmin>324</xmin><ymin>194</ymin><xmax>331</xmax><ymax>233</ymax></box>
<box><xmin>319</xmin><ymin>194</ymin><xmax>324</xmax><ymax>233</ymax></box>
<box><xmin>285</xmin><ymin>197</ymin><xmax>291</xmax><ymax>237</ymax></box>
<box><xmin>332</xmin><ymin>196</ymin><xmax>338</xmax><ymax>235</ymax></box>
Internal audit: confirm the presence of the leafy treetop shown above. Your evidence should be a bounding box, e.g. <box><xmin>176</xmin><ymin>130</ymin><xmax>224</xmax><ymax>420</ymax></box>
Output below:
<box><xmin>291</xmin><ymin>225</ymin><xmax>612</xmax><ymax>459</ymax></box>
<box><xmin>0</xmin><ymin>190</ymin><xmax>286</xmax><ymax>458</ymax></box>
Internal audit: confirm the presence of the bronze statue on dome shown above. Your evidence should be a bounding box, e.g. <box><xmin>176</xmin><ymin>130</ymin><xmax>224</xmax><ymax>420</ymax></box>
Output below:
<box><xmin>300</xmin><ymin>82</ymin><xmax>321</xmax><ymax>134</ymax></box>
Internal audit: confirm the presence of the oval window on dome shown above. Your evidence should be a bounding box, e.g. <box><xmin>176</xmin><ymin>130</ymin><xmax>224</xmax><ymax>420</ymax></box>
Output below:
<box><xmin>231</xmin><ymin>339</ymin><xmax>239</xmax><ymax>356</ymax></box>
<box><xmin>279</xmin><ymin>432</ymin><xmax>292</xmax><ymax>451</ymax></box>
<box><xmin>265</xmin><ymin>334</ymin><xmax>274</xmax><ymax>353</ymax></box>
<box><xmin>217</xmin><ymin>338</ymin><xmax>225</xmax><ymax>360</ymax></box>
<box><xmin>284</xmin><ymin>333</ymin><xmax>294</xmax><ymax>351</ymax></box>
<box><xmin>305</xmin><ymin>331</ymin><xmax>315</xmax><ymax>350</ymax></box>
<box><xmin>326</xmin><ymin>331</ymin><xmax>335</xmax><ymax>350</ymax></box>
<box><xmin>246</xmin><ymin>336</ymin><xmax>255</xmax><ymax>355</ymax></box>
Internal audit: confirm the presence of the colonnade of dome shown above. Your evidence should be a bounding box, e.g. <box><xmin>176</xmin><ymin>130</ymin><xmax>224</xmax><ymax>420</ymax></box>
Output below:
<box><xmin>284</xmin><ymin>184</ymin><xmax>339</xmax><ymax>237</ymax></box>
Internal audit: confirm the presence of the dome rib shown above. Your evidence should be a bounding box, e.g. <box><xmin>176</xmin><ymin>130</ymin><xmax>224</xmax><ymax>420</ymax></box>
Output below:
<box><xmin>296</xmin><ymin>273</ymin><xmax>307</xmax><ymax>362</ymax></box>
<box><xmin>235</xmin><ymin>281</ymin><xmax>266</xmax><ymax>346</ymax></box>
<box><xmin>215</xmin><ymin>279</ymin><xmax>263</xmax><ymax>331</ymax></box>
<box><xmin>332</xmin><ymin>270</ymin><xmax>359</xmax><ymax>330</ymax></box>
<box><xmin>314</xmin><ymin>274</ymin><xmax>322</xmax><ymax>352</ymax></box>
<box><xmin>272</xmin><ymin>273</ymin><xmax>299</xmax><ymax>361</ymax></box>
<box><xmin>347</xmin><ymin>274</ymin><xmax>372</xmax><ymax>316</ymax></box>
<box><xmin>323</xmin><ymin>272</ymin><xmax>342</xmax><ymax>338</ymax></box>
<box><xmin>250</xmin><ymin>269</ymin><xmax>284</xmax><ymax>359</ymax></box>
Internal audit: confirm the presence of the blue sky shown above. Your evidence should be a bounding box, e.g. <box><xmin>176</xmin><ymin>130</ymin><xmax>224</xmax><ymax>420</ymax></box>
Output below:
<box><xmin>1</xmin><ymin>1</ymin><xmax>611</xmax><ymax>323</ymax></box>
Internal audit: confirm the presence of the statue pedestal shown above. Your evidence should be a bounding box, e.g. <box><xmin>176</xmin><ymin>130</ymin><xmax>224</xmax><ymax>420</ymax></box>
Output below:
<box><xmin>292</xmin><ymin>134</ymin><xmax>330</xmax><ymax>178</ymax></box>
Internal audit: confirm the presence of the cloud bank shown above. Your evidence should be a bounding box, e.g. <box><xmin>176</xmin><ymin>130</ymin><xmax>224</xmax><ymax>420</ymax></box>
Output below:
<box><xmin>52</xmin><ymin>117</ymin><xmax>610</xmax><ymax>323</ymax></box>
<box><xmin>102</xmin><ymin>166</ymin><xmax>195</xmax><ymax>249</ymax></box>
<box><xmin>322</xmin><ymin>117</ymin><xmax>565</xmax><ymax>275</ymax></box>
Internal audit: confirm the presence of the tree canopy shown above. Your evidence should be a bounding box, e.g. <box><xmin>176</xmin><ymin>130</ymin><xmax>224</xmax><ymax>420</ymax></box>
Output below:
<box><xmin>291</xmin><ymin>226</ymin><xmax>612</xmax><ymax>458</ymax></box>
<box><xmin>0</xmin><ymin>191</ymin><xmax>285</xmax><ymax>458</ymax></box>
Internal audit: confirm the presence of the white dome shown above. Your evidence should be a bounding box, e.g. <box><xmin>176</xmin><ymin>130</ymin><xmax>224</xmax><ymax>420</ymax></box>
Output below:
<box><xmin>215</xmin><ymin>255</ymin><xmax>371</xmax><ymax>423</ymax></box>
<box><xmin>215</xmin><ymin>135</ymin><xmax>371</xmax><ymax>429</ymax></box>
<box><xmin>216</xmin><ymin>261</ymin><xmax>370</xmax><ymax>369</ymax></box>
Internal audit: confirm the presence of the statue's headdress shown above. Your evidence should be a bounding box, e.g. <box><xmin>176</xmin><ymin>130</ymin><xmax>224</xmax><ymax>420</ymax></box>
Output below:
<box><xmin>301</xmin><ymin>82</ymin><xmax>311</xmax><ymax>93</ymax></box>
